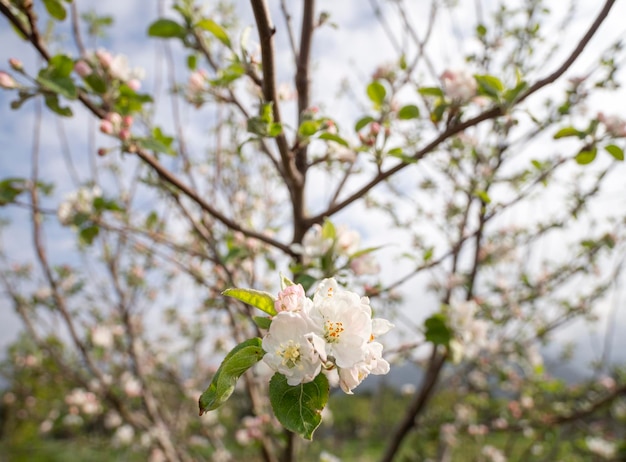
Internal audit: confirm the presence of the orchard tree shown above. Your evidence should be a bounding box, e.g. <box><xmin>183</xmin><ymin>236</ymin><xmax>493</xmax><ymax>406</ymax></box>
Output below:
<box><xmin>1</xmin><ymin>0</ymin><xmax>626</xmax><ymax>461</ymax></box>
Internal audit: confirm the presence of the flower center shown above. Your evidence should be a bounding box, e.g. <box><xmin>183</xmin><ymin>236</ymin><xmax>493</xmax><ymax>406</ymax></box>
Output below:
<box><xmin>279</xmin><ymin>341</ymin><xmax>301</xmax><ymax>368</ymax></box>
<box><xmin>324</xmin><ymin>319</ymin><xmax>344</xmax><ymax>343</ymax></box>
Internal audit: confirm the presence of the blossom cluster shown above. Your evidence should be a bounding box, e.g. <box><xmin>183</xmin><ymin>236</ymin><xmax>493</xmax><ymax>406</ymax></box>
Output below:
<box><xmin>262</xmin><ymin>278</ymin><xmax>393</xmax><ymax>393</ymax></box>
<box><xmin>57</xmin><ymin>185</ymin><xmax>102</xmax><ymax>226</ymax></box>
<box><xmin>75</xmin><ymin>49</ymin><xmax>145</xmax><ymax>91</ymax></box>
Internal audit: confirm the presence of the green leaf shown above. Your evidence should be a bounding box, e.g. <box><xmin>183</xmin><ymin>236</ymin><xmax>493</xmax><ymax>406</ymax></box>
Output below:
<box><xmin>0</xmin><ymin>178</ymin><xmax>28</xmax><ymax>205</ymax></box>
<box><xmin>321</xmin><ymin>218</ymin><xmax>336</xmax><ymax>240</ymax></box>
<box><xmin>84</xmin><ymin>74</ymin><xmax>107</xmax><ymax>94</ymax></box>
<box><xmin>269</xmin><ymin>372</ymin><xmax>329</xmax><ymax>440</ymax></box>
<box><xmin>398</xmin><ymin>104</ymin><xmax>420</xmax><ymax>120</ymax></box>
<box><xmin>222</xmin><ymin>288</ymin><xmax>277</xmax><ymax>316</ymax></box>
<box><xmin>268</xmin><ymin>122</ymin><xmax>283</xmax><ymax>137</ymax></box>
<box><xmin>476</xmin><ymin>24</ymin><xmax>487</xmax><ymax>37</ymax></box>
<box><xmin>366</xmin><ymin>81</ymin><xmax>386</xmax><ymax>109</ymax></box>
<box><xmin>553</xmin><ymin>126</ymin><xmax>583</xmax><ymax>139</ymax></box>
<box><xmin>196</xmin><ymin>19</ymin><xmax>231</xmax><ymax>48</ymax></box>
<box><xmin>474</xmin><ymin>74</ymin><xmax>504</xmax><ymax>98</ymax></box>
<box><xmin>198</xmin><ymin>338</ymin><xmax>264</xmax><ymax>415</ymax></box>
<box><xmin>387</xmin><ymin>147</ymin><xmax>417</xmax><ymax>164</ymax></box>
<box><xmin>280</xmin><ymin>273</ymin><xmax>296</xmax><ymax>290</ymax></box>
<box><xmin>187</xmin><ymin>54</ymin><xmax>197</xmax><ymax>70</ymax></box>
<box><xmin>355</xmin><ymin>116</ymin><xmax>375</xmax><ymax>132</ymax></box>
<box><xmin>79</xmin><ymin>225</ymin><xmax>100</xmax><ymax>245</ymax></box>
<box><xmin>575</xmin><ymin>148</ymin><xmax>597</xmax><ymax>165</ymax></box>
<box><xmin>42</xmin><ymin>0</ymin><xmax>67</xmax><ymax>20</ymax></box>
<box><xmin>43</xmin><ymin>93</ymin><xmax>72</xmax><ymax>117</ymax></box>
<box><xmin>418</xmin><ymin>87</ymin><xmax>444</xmax><ymax>97</ymax></box>
<box><xmin>135</xmin><ymin>138</ymin><xmax>176</xmax><ymax>156</ymax></box>
<box><xmin>318</xmin><ymin>133</ymin><xmax>349</xmax><ymax>147</ymax></box>
<box><xmin>299</xmin><ymin>120</ymin><xmax>320</xmax><ymax>137</ymax></box>
<box><xmin>474</xmin><ymin>190</ymin><xmax>491</xmax><ymax>204</ymax></box>
<box><xmin>423</xmin><ymin>247</ymin><xmax>434</xmax><ymax>262</ymax></box>
<box><xmin>605</xmin><ymin>144</ymin><xmax>624</xmax><ymax>161</ymax></box>
<box><xmin>147</xmin><ymin>19</ymin><xmax>186</xmax><ymax>38</ymax></box>
<box><xmin>253</xmin><ymin>316</ymin><xmax>272</xmax><ymax>329</ymax></box>
<box><xmin>424</xmin><ymin>314</ymin><xmax>451</xmax><ymax>346</ymax></box>
<box><xmin>48</xmin><ymin>55</ymin><xmax>75</xmax><ymax>78</ymax></box>
<box><xmin>37</xmin><ymin>75</ymin><xmax>77</xmax><ymax>100</ymax></box>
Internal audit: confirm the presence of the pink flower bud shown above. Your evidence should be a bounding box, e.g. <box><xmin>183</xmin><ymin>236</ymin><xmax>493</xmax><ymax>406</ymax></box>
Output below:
<box><xmin>122</xmin><ymin>115</ymin><xmax>133</xmax><ymax>128</ymax></box>
<box><xmin>106</xmin><ymin>112</ymin><xmax>122</xmax><ymax>128</ymax></box>
<box><xmin>118</xmin><ymin>129</ymin><xmax>130</xmax><ymax>141</ymax></box>
<box><xmin>0</xmin><ymin>71</ymin><xmax>16</xmax><ymax>89</ymax></box>
<box><xmin>8</xmin><ymin>58</ymin><xmax>23</xmax><ymax>71</ymax></box>
<box><xmin>97</xmin><ymin>148</ymin><xmax>108</xmax><ymax>157</ymax></box>
<box><xmin>127</xmin><ymin>79</ymin><xmax>141</xmax><ymax>91</ymax></box>
<box><xmin>370</xmin><ymin>122</ymin><xmax>381</xmax><ymax>135</ymax></box>
<box><xmin>100</xmin><ymin>120</ymin><xmax>114</xmax><ymax>135</ymax></box>
<box><xmin>95</xmin><ymin>49</ymin><xmax>113</xmax><ymax>68</ymax></box>
<box><xmin>74</xmin><ymin>60</ymin><xmax>91</xmax><ymax>77</ymax></box>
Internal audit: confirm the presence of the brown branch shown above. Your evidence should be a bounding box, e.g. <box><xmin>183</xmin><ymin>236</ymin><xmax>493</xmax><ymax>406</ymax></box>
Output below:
<box><xmin>307</xmin><ymin>0</ymin><xmax>617</xmax><ymax>227</ymax></box>
<box><xmin>250</xmin><ymin>0</ymin><xmax>301</xmax><ymax>188</ymax></box>
<box><xmin>380</xmin><ymin>349</ymin><xmax>447</xmax><ymax>462</ymax></box>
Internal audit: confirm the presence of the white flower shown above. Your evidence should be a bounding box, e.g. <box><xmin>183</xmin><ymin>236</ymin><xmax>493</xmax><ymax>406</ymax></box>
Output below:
<box><xmin>262</xmin><ymin>312</ymin><xmax>322</xmax><ymax>385</ymax></box>
<box><xmin>91</xmin><ymin>326</ymin><xmax>114</xmax><ymax>349</ymax></box>
<box><xmin>337</xmin><ymin>341</ymin><xmax>389</xmax><ymax>394</ymax></box>
<box><xmin>308</xmin><ymin>279</ymin><xmax>372</xmax><ymax>368</ymax></box>
<box><xmin>113</xmin><ymin>424</ymin><xmax>135</xmax><ymax>446</ymax></box>
<box><xmin>481</xmin><ymin>445</ymin><xmax>506</xmax><ymax>462</ymax></box>
<box><xmin>441</xmin><ymin>69</ymin><xmax>477</xmax><ymax>102</ymax></box>
<box><xmin>350</xmin><ymin>254</ymin><xmax>380</xmax><ymax>275</ymax></box>
<box><xmin>300</xmin><ymin>224</ymin><xmax>333</xmax><ymax>261</ymax></box>
<box><xmin>586</xmin><ymin>436</ymin><xmax>616</xmax><ymax>459</ymax></box>
<box><xmin>448</xmin><ymin>300</ymin><xmax>489</xmax><ymax>361</ymax></box>
<box><xmin>335</xmin><ymin>225</ymin><xmax>360</xmax><ymax>256</ymax></box>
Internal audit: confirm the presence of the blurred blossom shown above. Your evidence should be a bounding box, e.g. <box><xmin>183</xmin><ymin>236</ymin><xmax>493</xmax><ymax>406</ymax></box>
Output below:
<box><xmin>586</xmin><ymin>436</ymin><xmax>616</xmax><ymax>459</ymax></box>
<box><xmin>74</xmin><ymin>60</ymin><xmax>92</xmax><ymax>77</ymax></box>
<box><xmin>91</xmin><ymin>325</ymin><xmax>114</xmax><ymax>349</ymax></box>
<box><xmin>104</xmin><ymin>411</ymin><xmax>122</xmax><ymax>429</ymax></box>
<box><xmin>320</xmin><ymin>451</ymin><xmax>341</xmax><ymax>462</ymax></box>
<box><xmin>335</xmin><ymin>225</ymin><xmax>360</xmax><ymax>256</ymax></box>
<box><xmin>481</xmin><ymin>445</ymin><xmax>506</xmax><ymax>462</ymax></box>
<box><xmin>63</xmin><ymin>414</ymin><xmax>83</xmax><ymax>426</ymax></box>
<box><xmin>39</xmin><ymin>420</ymin><xmax>53</xmax><ymax>434</ymax></box>
<box><xmin>57</xmin><ymin>185</ymin><xmax>102</xmax><ymax>226</ymax></box>
<box><xmin>401</xmin><ymin>383</ymin><xmax>416</xmax><ymax>396</ymax></box>
<box><xmin>448</xmin><ymin>300</ymin><xmax>489</xmax><ymax>362</ymax></box>
<box><xmin>113</xmin><ymin>424</ymin><xmax>135</xmax><ymax>446</ymax></box>
<box><xmin>441</xmin><ymin>69</ymin><xmax>477</xmax><ymax>102</ymax></box>
<box><xmin>440</xmin><ymin>423</ymin><xmax>457</xmax><ymax>446</ymax></box>
<box><xmin>350</xmin><ymin>253</ymin><xmax>380</xmax><ymax>276</ymax></box>
<box><xmin>598</xmin><ymin>112</ymin><xmax>626</xmax><ymax>137</ymax></box>
<box><xmin>468</xmin><ymin>424</ymin><xmax>488</xmax><ymax>436</ymax></box>
<box><xmin>277</xmin><ymin>82</ymin><xmax>295</xmax><ymax>100</ymax></box>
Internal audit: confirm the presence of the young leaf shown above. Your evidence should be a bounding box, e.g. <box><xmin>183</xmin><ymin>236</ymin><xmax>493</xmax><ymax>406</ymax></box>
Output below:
<box><xmin>605</xmin><ymin>144</ymin><xmax>624</xmax><ymax>161</ymax></box>
<box><xmin>553</xmin><ymin>126</ymin><xmax>583</xmax><ymax>139</ymax></box>
<box><xmin>318</xmin><ymin>133</ymin><xmax>349</xmax><ymax>147</ymax></box>
<box><xmin>269</xmin><ymin>372</ymin><xmax>329</xmax><ymax>440</ymax></box>
<box><xmin>575</xmin><ymin>148</ymin><xmax>597</xmax><ymax>165</ymax></box>
<box><xmin>366</xmin><ymin>81</ymin><xmax>386</xmax><ymax>109</ymax></box>
<box><xmin>321</xmin><ymin>218</ymin><xmax>336</xmax><ymax>240</ymax></box>
<box><xmin>253</xmin><ymin>316</ymin><xmax>272</xmax><ymax>330</ymax></box>
<box><xmin>474</xmin><ymin>74</ymin><xmax>504</xmax><ymax>98</ymax></box>
<box><xmin>424</xmin><ymin>314</ymin><xmax>451</xmax><ymax>346</ymax></box>
<box><xmin>147</xmin><ymin>19</ymin><xmax>186</xmax><ymax>38</ymax></box>
<box><xmin>298</xmin><ymin>120</ymin><xmax>319</xmax><ymax>137</ymax></box>
<box><xmin>37</xmin><ymin>75</ymin><xmax>77</xmax><ymax>100</ymax></box>
<box><xmin>418</xmin><ymin>87</ymin><xmax>444</xmax><ymax>97</ymax></box>
<box><xmin>355</xmin><ymin>116</ymin><xmax>375</xmax><ymax>132</ymax></box>
<box><xmin>196</xmin><ymin>19</ymin><xmax>231</xmax><ymax>48</ymax></box>
<box><xmin>280</xmin><ymin>273</ymin><xmax>295</xmax><ymax>290</ymax></box>
<box><xmin>44</xmin><ymin>94</ymin><xmax>72</xmax><ymax>117</ymax></box>
<box><xmin>397</xmin><ymin>104</ymin><xmax>420</xmax><ymax>120</ymax></box>
<box><xmin>222</xmin><ymin>288</ymin><xmax>277</xmax><ymax>316</ymax></box>
<box><xmin>198</xmin><ymin>338</ymin><xmax>264</xmax><ymax>415</ymax></box>
<box><xmin>42</xmin><ymin>0</ymin><xmax>67</xmax><ymax>21</ymax></box>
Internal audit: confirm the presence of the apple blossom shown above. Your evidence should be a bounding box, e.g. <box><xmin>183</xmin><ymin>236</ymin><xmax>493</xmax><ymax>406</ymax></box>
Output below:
<box><xmin>441</xmin><ymin>68</ymin><xmax>477</xmax><ymax>102</ymax></box>
<box><xmin>74</xmin><ymin>60</ymin><xmax>92</xmax><ymax>77</ymax></box>
<box><xmin>262</xmin><ymin>311</ymin><xmax>322</xmax><ymax>385</ymax></box>
<box><xmin>274</xmin><ymin>283</ymin><xmax>310</xmax><ymax>313</ymax></box>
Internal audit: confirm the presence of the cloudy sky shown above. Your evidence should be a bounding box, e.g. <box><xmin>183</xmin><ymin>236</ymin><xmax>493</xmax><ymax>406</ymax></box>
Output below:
<box><xmin>1</xmin><ymin>0</ymin><xmax>625</xmax><ymax>375</ymax></box>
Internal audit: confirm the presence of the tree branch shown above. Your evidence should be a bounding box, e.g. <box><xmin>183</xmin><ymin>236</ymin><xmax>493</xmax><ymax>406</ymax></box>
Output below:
<box><xmin>306</xmin><ymin>0</ymin><xmax>616</xmax><ymax>227</ymax></box>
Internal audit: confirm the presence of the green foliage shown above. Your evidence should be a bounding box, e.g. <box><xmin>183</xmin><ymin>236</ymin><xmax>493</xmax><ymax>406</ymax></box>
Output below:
<box><xmin>268</xmin><ymin>372</ymin><xmax>329</xmax><ymax>440</ymax></box>
<box><xmin>147</xmin><ymin>19</ymin><xmax>187</xmax><ymax>39</ymax></box>
<box><xmin>222</xmin><ymin>287</ymin><xmax>277</xmax><ymax>316</ymax></box>
<box><xmin>424</xmin><ymin>313</ymin><xmax>451</xmax><ymax>346</ymax></box>
<box><xmin>198</xmin><ymin>337</ymin><xmax>264</xmax><ymax>415</ymax></box>
<box><xmin>397</xmin><ymin>104</ymin><xmax>420</xmax><ymax>120</ymax></box>
<box><xmin>605</xmin><ymin>144</ymin><xmax>624</xmax><ymax>161</ymax></box>
<box><xmin>196</xmin><ymin>19</ymin><xmax>231</xmax><ymax>48</ymax></box>
<box><xmin>575</xmin><ymin>147</ymin><xmax>597</xmax><ymax>165</ymax></box>
<box><xmin>42</xmin><ymin>0</ymin><xmax>68</xmax><ymax>21</ymax></box>
<box><xmin>474</xmin><ymin>74</ymin><xmax>504</xmax><ymax>99</ymax></box>
<box><xmin>366</xmin><ymin>81</ymin><xmax>386</xmax><ymax>110</ymax></box>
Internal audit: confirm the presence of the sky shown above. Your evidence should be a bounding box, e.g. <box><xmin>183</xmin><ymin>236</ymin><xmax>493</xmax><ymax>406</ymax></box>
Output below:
<box><xmin>1</xmin><ymin>0</ymin><xmax>626</xmax><ymax>376</ymax></box>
